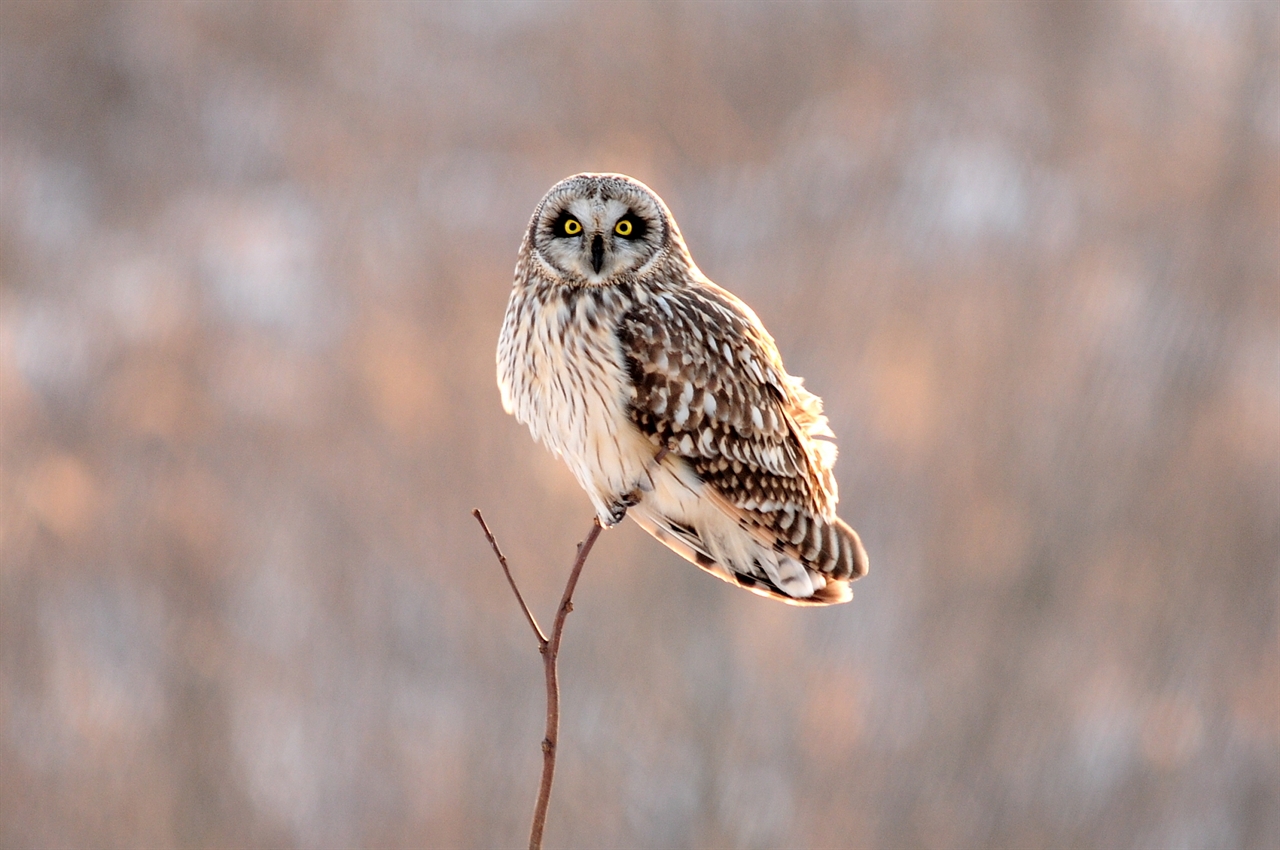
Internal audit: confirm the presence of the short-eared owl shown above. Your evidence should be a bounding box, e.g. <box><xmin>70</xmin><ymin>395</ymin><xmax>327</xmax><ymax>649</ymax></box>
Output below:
<box><xmin>497</xmin><ymin>173</ymin><xmax>868</xmax><ymax>604</ymax></box>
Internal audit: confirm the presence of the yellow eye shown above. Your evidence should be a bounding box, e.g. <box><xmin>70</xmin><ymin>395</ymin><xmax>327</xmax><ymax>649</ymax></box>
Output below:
<box><xmin>563</xmin><ymin>218</ymin><xmax>582</xmax><ymax>235</ymax></box>
<box><xmin>615</xmin><ymin>219</ymin><xmax>633</xmax><ymax>236</ymax></box>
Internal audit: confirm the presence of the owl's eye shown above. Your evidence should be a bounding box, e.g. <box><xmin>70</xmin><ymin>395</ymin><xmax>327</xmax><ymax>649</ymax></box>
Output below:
<box><xmin>614</xmin><ymin>212</ymin><xmax>646</xmax><ymax>240</ymax></box>
<box><xmin>552</xmin><ymin>211</ymin><xmax>582</xmax><ymax>237</ymax></box>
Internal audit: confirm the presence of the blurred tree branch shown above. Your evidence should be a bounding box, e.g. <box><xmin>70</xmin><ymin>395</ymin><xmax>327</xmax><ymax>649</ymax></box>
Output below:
<box><xmin>472</xmin><ymin>509</ymin><xmax>603</xmax><ymax>850</ymax></box>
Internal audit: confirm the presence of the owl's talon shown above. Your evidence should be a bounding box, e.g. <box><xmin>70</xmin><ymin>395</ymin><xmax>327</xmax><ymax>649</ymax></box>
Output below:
<box><xmin>603</xmin><ymin>491</ymin><xmax>641</xmax><ymax>527</ymax></box>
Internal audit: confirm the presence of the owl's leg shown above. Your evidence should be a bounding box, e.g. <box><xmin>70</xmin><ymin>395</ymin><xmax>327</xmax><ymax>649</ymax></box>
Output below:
<box><xmin>597</xmin><ymin>441</ymin><xmax>669</xmax><ymax>527</ymax></box>
<box><xmin>601</xmin><ymin>489</ymin><xmax>642</xmax><ymax>527</ymax></box>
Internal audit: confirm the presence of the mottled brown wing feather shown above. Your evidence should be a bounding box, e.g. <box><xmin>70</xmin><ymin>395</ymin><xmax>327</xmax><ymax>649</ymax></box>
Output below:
<box><xmin>617</xmin><ymin>282</ymin><xmax>861</xmax><ymax>581</ymax></box>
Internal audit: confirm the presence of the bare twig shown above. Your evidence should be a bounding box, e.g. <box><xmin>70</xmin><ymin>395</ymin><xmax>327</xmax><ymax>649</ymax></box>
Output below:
<box><xmin>471</xmin><ymin>509</ymin><xmax>603</xmax><ymax>850</ymax></box>
<box><xmin>472</xmin><ymin>509</ymin><xmax>547</xmax><ymax>644</ymax></box>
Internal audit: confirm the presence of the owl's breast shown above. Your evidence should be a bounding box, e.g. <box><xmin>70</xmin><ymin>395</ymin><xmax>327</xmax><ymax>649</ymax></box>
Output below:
<box><xmin>497</xmin><ymin>282</ymin><xmax>643</xmax><ymax>479</ymax></box>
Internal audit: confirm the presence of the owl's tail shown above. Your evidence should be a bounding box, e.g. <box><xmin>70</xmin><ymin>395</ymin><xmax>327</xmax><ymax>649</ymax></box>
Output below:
<box><xmin>630</xmin><ymin>506</ymin><xmax>868</xmax><ymax>606</ymax></box>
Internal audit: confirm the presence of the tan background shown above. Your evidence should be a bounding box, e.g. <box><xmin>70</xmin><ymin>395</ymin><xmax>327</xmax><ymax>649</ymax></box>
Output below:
<box><xmin>2</xmin><ymin>2</ymin><xmax>1277</xmax><ymax>847</ymax></box>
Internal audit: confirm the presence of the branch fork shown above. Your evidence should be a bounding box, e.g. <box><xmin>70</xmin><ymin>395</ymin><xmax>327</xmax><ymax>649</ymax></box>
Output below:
<box><xmin>472</xmin><ymin>509</ymin><xmax>602</xmax><ymax>850</ymax></box>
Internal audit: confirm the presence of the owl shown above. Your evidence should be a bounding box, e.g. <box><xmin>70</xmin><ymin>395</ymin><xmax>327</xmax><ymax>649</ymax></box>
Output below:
<box><xmin>497</xmin><ymin>173</ymin><xmax>868</xmax><ymax>605</ymax></box>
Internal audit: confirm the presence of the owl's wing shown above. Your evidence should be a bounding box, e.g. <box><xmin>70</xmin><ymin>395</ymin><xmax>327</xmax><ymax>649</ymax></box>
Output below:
<box><xmin>617</xmin><ymin>280</ymin><xmax>862</xmax><ymax>581</ymax></box>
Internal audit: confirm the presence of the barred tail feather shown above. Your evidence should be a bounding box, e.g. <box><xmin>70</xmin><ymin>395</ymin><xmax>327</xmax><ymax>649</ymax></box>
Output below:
<box><xmin>834</xmin><ymin>517</ymin><xmax>870</xmax><ymax>581</ymax></box>
<box><xmin>629</xmin><ymin>506</ymin><xmax>865</xmax><ymax>606</ymax></box>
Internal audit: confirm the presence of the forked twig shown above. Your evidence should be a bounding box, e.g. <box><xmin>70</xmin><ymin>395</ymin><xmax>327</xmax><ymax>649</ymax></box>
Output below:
<box><xmin>471</xmin><ymin>508</ymin><xmax>603</xmax><ymax>850</ymax></box>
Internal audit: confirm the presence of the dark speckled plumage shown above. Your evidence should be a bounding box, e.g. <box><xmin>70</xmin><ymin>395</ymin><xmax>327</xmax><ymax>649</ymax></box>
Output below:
<box><xmin>618</xmin><ymin>280</ymin><xmax>864</xmax><ymax>584</ymax></box>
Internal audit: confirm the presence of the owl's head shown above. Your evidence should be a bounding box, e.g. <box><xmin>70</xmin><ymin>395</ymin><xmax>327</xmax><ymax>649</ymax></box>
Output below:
<box><xmin>526</xmin><ymin>173</ymin><xmax>685</xmax><ymax>286</ymax></box>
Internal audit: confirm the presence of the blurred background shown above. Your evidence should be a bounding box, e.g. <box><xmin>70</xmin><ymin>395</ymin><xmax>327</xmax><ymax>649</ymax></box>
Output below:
<box><xmin>1</xmin><ymin>2</ymin><xmax>1277</xmax><ymax>848</ymax></box>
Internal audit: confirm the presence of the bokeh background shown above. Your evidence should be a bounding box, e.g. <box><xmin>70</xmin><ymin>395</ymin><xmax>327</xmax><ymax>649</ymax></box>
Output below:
<box><xmin>2</xmin><ymin>2</ymin><xmax>1277</xmax><ymax>848</ymax></box>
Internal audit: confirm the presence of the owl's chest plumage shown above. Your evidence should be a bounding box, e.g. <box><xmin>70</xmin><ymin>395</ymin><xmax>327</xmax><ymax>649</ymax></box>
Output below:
<box><xmin>497</xmin><ymin>276</ymin><xmax>660</xmax><ymax>514</ymax></box>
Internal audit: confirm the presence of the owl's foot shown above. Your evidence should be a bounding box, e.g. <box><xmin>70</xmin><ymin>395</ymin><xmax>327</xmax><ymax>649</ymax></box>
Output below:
<box><xmin>601</xmin><ymin>490</ymin><xmax>642</xmax><ymax>527</ymax></box>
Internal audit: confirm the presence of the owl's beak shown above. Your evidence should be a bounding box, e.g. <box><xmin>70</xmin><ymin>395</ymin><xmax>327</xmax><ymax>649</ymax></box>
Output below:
<box><xmin>590</xmin><ymin>234</ymin><xmax>605</xmax><ymax>274</ymax></box>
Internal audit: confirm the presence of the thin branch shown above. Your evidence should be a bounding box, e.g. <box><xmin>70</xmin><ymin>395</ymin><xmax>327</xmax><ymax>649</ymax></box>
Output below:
<box><xmin>472</xmin><ymin>509</ymin><xmax>603</xmax><ymax>850</ymax></box>
<box><xmin>531</xmin><ymin>518</ymin><xmax>601</xmax><ymax>850</ymax></box>
<box><xmin>472</xmin><ymin>509</ymin><xmax>547</xmax><ymax>645</ymax></box>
